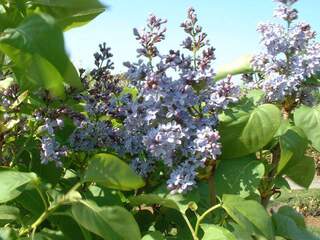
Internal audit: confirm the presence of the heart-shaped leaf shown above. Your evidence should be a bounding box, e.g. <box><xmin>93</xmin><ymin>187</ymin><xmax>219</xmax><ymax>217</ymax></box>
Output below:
<box><xmin>83</xmin><ymin>154</ymin><xmax>145</xmax><ymax>191</ymax></box>
<box><xmin>219</xmin><ymin>104</ymin><xmax>281</xmax><ymax>159</ymax></box>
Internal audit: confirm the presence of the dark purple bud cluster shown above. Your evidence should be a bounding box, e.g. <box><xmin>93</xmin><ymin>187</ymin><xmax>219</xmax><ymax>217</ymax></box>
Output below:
<box><xmin>181</xmin><ymin>7</ymin><xmax>209</xmax><ymax>54</ymax></box>
<box><xmin>133</xmin><ymin>14</ymin><xmax>167</xmax><ymax>58</ymax></box>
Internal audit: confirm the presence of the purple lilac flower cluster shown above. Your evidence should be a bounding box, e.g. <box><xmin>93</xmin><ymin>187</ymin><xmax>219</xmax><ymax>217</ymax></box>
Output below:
<box><xmin>69</xmin><ymin>44</ymin><xmax>125</xmax><ymax>153</ymax></box>
<box><xmin>37</xmin><ymin>115</ymin><xmax>67</xmax><ymax>167</ymax></box>
<box><xmin>122</xmin><ymin>8</ymin><xmax>240</xmax><ymax>193</ymax></box>
<box><xmin>251</xmin><ymin>0</ymin><xmax>320</xmax><ymax>102</ymax></box>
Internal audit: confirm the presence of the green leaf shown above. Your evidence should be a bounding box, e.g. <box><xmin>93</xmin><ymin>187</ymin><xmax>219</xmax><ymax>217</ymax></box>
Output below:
<box><xmin>272</xmin><ymin>212</ymin><xmax>318</xmax><ymax>240</ymax></box>
<box><xmin>215</xmin><ymin>156</ymin><xmax>265</xmax><ymax>199</ymax></box>
<box><xmin>283</xmin><ymin>155</ymin><xmax>316</xmax><ymax>188</ymax></box>
<box><xmin>84</xmin><ymin>185</ymin><xmax>123</xmax><ymax>207</ymax></box>
<box><xmin>72</xmin><ymin>200</ymin><xmax>141</xmax><ymax>240</ymax></box>
<box><xmin>277</xmin><ymin>206</ymin><xmax>305</xmax><ymax>229</ymax></box>
<box><xmin>294</xmin><ymin>105</ymin><xmax>320</xmax><ymax>151</ymax></box>
<box><xmin>222</xmin><ymin>195</ymin><xmax>274</xmax><ymax>240</ymax></box>
<box><xmin>277</xmin><ymin>126</ymin><xmax>308</xmax><ymax>174</ymax></box>
<box><xmin>129</xmin><ymin>185</ymin><xmax>200</xmax><ymax>213</ymax></box>
<box><xmin>219</xmin><ymin>104</ymin><xmax>281</xmax><ymax>159</ymax></box>
<box><xmin>201</xmin><ymin>224</ymin><xmax>236</xmax><ymax>240</ymax></box>
<box><xmin>29</xmin><ymin>147</ymin><xmax>63</xmax><ymax>186</ymax></box>
<box><xmin>0</xmin><ymin>206</ymin><xmax>20</xmax><ymax>226</ymax></box>
<box><xmin>215</xmin><ymin>54</ymin><xmax>253</xmax><ymax>81</ymax></box>
<box><xmin>30</xmin><ymin>0</ymin><xmax>106</xmax><ymax>30</ymax></box>
<box><xmin>0</xmin><ymin>227</ymin><xmax>18</xmax><ymax>240</ymax></box>
<box><xmin>83</xmin><ymin>154</ymin><xmax>145</xmax><ymax>191</ymax></box>
<box><xmin>0</xmin><ymin>14</ymin><xmax>82</xmax><ymax>96</ymax></box>
<box><xmin>141</xmin><ymin>231</ymin><xmax>165</xmax><ymax>240</ymax></box>
<box><xmin>49</xmin><ymin>210</ymin><xmax>88</xmax><ymax>240</ymax></box>
<box><xmin>16</xmin><ymin>187</ymin><xmax>45</xmax><ymax>217</ymax></box>
<box><xmin>228</xmin><ymin>223</ymin><xmax>254</xmax><ymax>240</ymax></box>
<box><xmin>11</xmin><ymin>53</ymin><xmax>66</xmax><ymax>97</ymax></box>
<box><xmin>0</xmin><ymin>168</ymin><xmax>38</xmax><ymax>203</ymax></box>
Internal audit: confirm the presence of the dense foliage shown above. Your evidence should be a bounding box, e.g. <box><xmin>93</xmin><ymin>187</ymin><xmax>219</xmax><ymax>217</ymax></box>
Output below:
<box><xmin>0</xmin><ymin>0</ymin><xmax>319</xmax><ymax>239</ymax></box>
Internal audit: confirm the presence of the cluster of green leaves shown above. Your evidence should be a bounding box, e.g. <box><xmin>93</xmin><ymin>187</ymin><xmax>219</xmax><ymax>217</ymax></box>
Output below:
<box><xmin>0</xmin><ymin>1</ymin><xmax>320</xmax><ymax>239</ymax></box>
<box><xmin>0</xmin><ymin>0</ymin><xmax>105</xmax><ymax>97</ymax></box>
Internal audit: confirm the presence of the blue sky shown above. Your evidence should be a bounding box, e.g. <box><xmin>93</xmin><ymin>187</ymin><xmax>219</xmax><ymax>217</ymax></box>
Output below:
<box><xmin>64</xmin><ymin>0</ymin><xmax>320</xmax><ymax>72</ymax></box>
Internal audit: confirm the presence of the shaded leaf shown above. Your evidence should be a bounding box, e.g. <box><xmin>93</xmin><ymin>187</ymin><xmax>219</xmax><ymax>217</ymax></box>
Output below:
<box><xmin>215</xmin><ymin>156</ymin><xmax>265</xmax><ymax>200</ymax></box>
<box><xmin>49</xmin><ymin>210</ymin><xmax>87</xmax><ymax>240</ymax></box>
<box><xmin>284</xmin><ymin>155</ymin><xmax>316</xmax><ymax>188</ymax></box>
<box><xmin>277</xmin><ymin>126</ymin><xmax>308</xmax><ymax>174</ymax></box>
<box><xmin>72</xmin><ymin>200</ymin><xmax>141</xmax><ymax>240</ymax></box>
<box><xmin>130</xmin><ymin>185</ymin><xmax>200</xmax><ymax>213</ymax></box>
<box><xmin>272</xmin><ymin>212</ymin><xmax>318</xmax><ymax>240</ymax></box>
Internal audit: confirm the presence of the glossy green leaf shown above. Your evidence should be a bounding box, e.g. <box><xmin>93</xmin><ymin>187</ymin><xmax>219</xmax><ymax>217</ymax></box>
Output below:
<box><xmin>72</xmin><ymin>200</ymin><xmax>141</xmax><ymax>240</ymax></box>
<box><xmin>201</xmin><ymin>224</ymin><xmax>236</xmax><ymax>240</ymax></box>
<box><xmin>0</xmin><ymin>168</ymin><xmax>38</xmax><ymax>203</ymax></box>
<box><xmin>277</xmin><ymin>126</ymin><xmax>308</xmax><ymax>174</ymax></box>
<box><xmin>83</xmin><ymin>154</ymin><xmax>144</xmax><ymax>191</ymax></box>
<box><xmin>30</xmin><ymin>0</ymin><xmax>106</xmax><ymax>30</ymax></box>
<box><xmin>219</xmin><ymin>104</ymin><xmax>281</xmax><ymax>159</ymax></box>
<box><xmin>215</xmin><ymin>156</ymin><xmax>265</xmax><ymax>199</ymax></box>
<box><xmin>294</xmin><ymin>105</ymin><xmax>320</xmax><ymax>151</ymax></box>
<box><xmin>0</xmin><ymin>14</ymin><xmax>82</xmax><ymax>96</ymax></box>
<box><xmin>215</xmin><ymin>54</ymin><xmax>253</xmax><ymax>81</ymax></box>
<box><xmin>222</xmin><ymin>195</ymin><xmax>274</xmax><ymax>240</ymax></box>
<box><xmin>284</xmin><ymin>155</ymin><xmax>316</xmax><ymax>188</ymax></box>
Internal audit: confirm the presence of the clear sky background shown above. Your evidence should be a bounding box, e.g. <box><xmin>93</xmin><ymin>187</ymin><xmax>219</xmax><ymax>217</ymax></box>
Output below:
<box><xmin>64</xmin><ymin>0</ymin><xmax>320</xmax><ymax>72</ymax></box>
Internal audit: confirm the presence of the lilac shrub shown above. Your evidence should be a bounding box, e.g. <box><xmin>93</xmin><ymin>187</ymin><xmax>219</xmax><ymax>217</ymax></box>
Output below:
<box><xmin>251</xmin><ymin>0</ymin><xmax>320</xmax><ymax>103</ymax></box>
<box><xmin>39</xmin><ymin>8</ymin><xmax>240</xmax><ymax>194</ymax></box>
